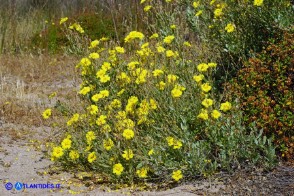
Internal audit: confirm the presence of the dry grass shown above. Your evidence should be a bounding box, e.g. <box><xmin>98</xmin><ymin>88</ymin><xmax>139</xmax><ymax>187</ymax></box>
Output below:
<box><xmin>0</xmin><ymin>54</ymin><xmax>80</xmax><ymax>141</ymax></box>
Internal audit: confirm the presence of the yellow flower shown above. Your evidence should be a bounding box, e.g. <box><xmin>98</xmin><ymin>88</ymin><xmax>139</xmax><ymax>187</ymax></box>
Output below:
<box><xmin>110</xmin><ymin>99</ymin><xmax>122</xmax><ymax>109</ymax></box>
<box><xmin>172</xmin><ymin>170</ymin><xmax>183</xmax><ymax>181</ymax></box>
<box><xmin>195</xmin><ymin>10</ymin><xmax>203</xmax><ymax>16</ymax></box>
<box><xmin>113</xmin><ymin>163</ymin><xmax>124</xmax><ymax>176</ymax></box>
<box><xmin>153</xmin><ymin>69</ymin><xmax>164</xmax><ymax>77</ymax></box>
<box><xmin>85</xmin><ymin>145</ymin><xmax>92</xmax><ymax>152</ymax></box>
<box><xmin>201</xmin><ymin>83</ymin><xmax>212</xmax><ymax>93</ymax></box>
<box><xmin>193</xmin><ymin>1</ymin><xmax>200</xmax><ymax>8</ymax></box>
<box><xmin>115</xmin><ymin>46</ymin><xmax>125</xmax><ymax>53</ymax></box>
<box><xmin>210</xmin><ymin>0</ymin><xmax>216</xmax><ymax>5</ymax></box>
<box><xmin>123</xmin><ymin>119</ymin><xmax>135</xmax><ymax>129</ymax></box>
<box><xmin>254</xmin><ymin>0</ymin><xmax>263</xmax><ymax>6</ymax></box>
<box><xmin>100</xmin><ymin>75</ymin><xmax>110</xmax><ymax>83</ymax></box>
<box><xmin>183</xmin><ymin>41</ymin><xmax>192</xmax><ymax>47</ymax></box>
<box><xmin>89</xmin><ymin>52</ymin><xmax>100</xmax><ymax>59</ymax></box>
<box><xmin>208</xmin><ymin>62</ymin><xmax>217</xmax><ymax>68</ymax></box>
<box><xmin>167</xmin><ymin>74</ymin><xmax>178</xmax><ymax>83</ymax></box>
<box><xmin>197</xmin><ymin>109</ymin><xmax>209</xmax><ymax>120</ymax></box>
<box><xmin>88</xmin><ymin>152</ymin><xmax>97</xmax><ymax>163</ymax></box>
<box><xmin>148</xmin><ymin>149</ymin><xmax>154</xmax><ymax>156</ymax></box>
<box><xmin>127</xmin><ymin>61</ymin><xmax>139</xmax><ymax>70</ymax></box>
<box><xmin>122</xmin><ymin>149</ymin><xmax>134</xmax><ymax>160</ymax></box>
<box><xmin>170</xmin><ymin>24</ymin><xmax>176</xmax><ymax>29</ymax></box>
<box><xmin>137</xmin><ymin>103</ymin><xmax>148</xmax><ymax>114</ymax></box>
<box><xmin>86</xmin><ymin>131</ymin><xmax>96</xmax><ymax>144</ymax></box>
<box><xmin>91</xmin><ymin>93</ymin><xmax>103</xmax><ymax>102</ymax></box>
<box><xmin>214</xmin><ymin>8</ymin><xmax>223</xmax><ymax>18</ymax></box>
<box><xmin>52</xmin><ymin>146</ymin><xmax>64</xmax><ymax>159</ymax></box>
<box><xmin>141</xmin><ymin>42</ymin><xmax>149</xmax><ymax>49</ymax></box>
<box><xmin>117</xmin><ymin>72</ymin><xmax>131</xmax><ymax>85</ymax></box>
<box><xmin>166</xmin><ymin>137</ymin><xmax>174</xmax><ymax>146</ymax></box>
<box><xmin>158</xmin><ymin>81</ymin><xmax>166</xmax><ymax>90</ymax></box>
<box><xmin>48</xmin><ymin>92</ymin><xmax>57</xmax><ymax>99</ymax></box>
<box><xmin>150</xmin><ymin>33</ymin><xmax>159</xmax><ymax>39</ymax></box>
<box><xmin>193</xmin><ymin>74</ymin><xmax>204</xmax><ymax>83</ymax></box>
<box><xmin>103</xmin><ymin>138</ymin><xmax>114</xmax><ymax>151</ymax></box>
<box><xmin>144</xmin><ymin>5</ymin><xmax>152</xmax><ymax>12</ymax></box>
<box><xmin>69</xmin><ymin>23</ymin><xmax>75</xmax><ymax>29</ymax></box>
<box><xmin>225</xmin><ymin>23</ymin><xmax>235</xmax><ymax>33</ymax></box>
<box><xmin>136</xmin><ymin>167</ymin><xmax>148</xmax><ymax>178</ymax></box>
<box><xmin>123</xmin><ymin>129</ymin><xmax>135</xmax><ymax>140</ymax></box>
<box><xmin>163</xmin><ymin>35</ymin><xmax>175</xmax><ymax>44</ymax></box>
<box><xmin>67</xmin><ymin>113</ymin><xmax>79</xmax><ymax>126</ymax></box>
<box><xmin>96</xmin><ymin>115</ymin><xmax>107</xmax><ymax>126</ymax></box>
<box><xmin>156</xmin><ymin>45</ymin><xmax>166</xmax><ymax>53</ymax></box>
<box><xmin>211</xmin><ymin>110</ymin><xmax>221</xmax><ymax>119</ymax></box>
<box><xmin>117</xmin><ymin>89</ymin><xmax>125</xmax><ymax>96</ymax></box>
<box><xmin>202</xmin><ymin>98</ymin><xmax>214</xmax><ymax>108</ymax></box>
<box><xmin>59</xmin><ymin>17</ymin><xmax>68</xmax><ymax>25</ymax></box>
<box><xmin>220</xmin><ymin>101</ymin><xmax>232</xmax><ymax>112</ymax></box>
<box><xmin>128</xmin><ymin>96</ymin><xmax>139</xmax><ymax>105</ymax></box>
<box><xmin>149</xmin><ymin>99</ymin><xmax>158</xmax><ymax>110</ymax></box>
<box><xmin>79</xmin><ymin>86</ymin><xmax>91</xmax><ymax>95</ymax></box>
<box><xmin>197</xmin><ymin>63</ymin><xmax>209</xmax><ymax>72</ymax></box>
<box><xmin>101</xmin><ymin>124</ymin><xmax>112</xmax><ymax>133</ymax></box>
<box><xmin>136</xmin><ymin>47</ymin><xmax>153</xmax><ymax>56</ymax></box>
<box><xmin>99</xmin><ymin>37</ymin><xmax>108</xmax><ymax>41</ymax></box>
<box><xmin>79</xmin><ymin>57</ymin><xmax>91</xmax><ymax>67</ymax></box>
<box><xmin>89</xmin><ymin>39</ymin><xmax>99</xmax><ymax>49</ymax></box>
<box><xmin>171</xmin><ymin>88</ymin><xmax>183</xmax><ymax>98</ymax></box>
<box><xmin>75</xmin><ymin>24</ymin><xmax>84</xmax><ymax>33</ymax></box>
<box><xmin>124</xmin><ymin>31</ymin><xmax>145</xmax><ymax>42</ymax></box>
<box><xmin>100</xmin><ymin>90</ymin><xmax>109</xmax><ymax>98</ymax></box>
<box><xmin>69</xmin><ymin>150</ymin><xmax>79</xmax><ymax>160</ymax></box>
<box><xmin>166</xmin><ymin>50</ymin><xmax>175</xmax><ymax>57</ymax></box>
<box><xmin>140</xmin><ymin>0</ymin><xmax>146</xmax><ymax>4</ymax></box>
<box><xmin>42</xmin><ymin>108</ymin><xmax>52</xmax><ymax>119</ymax></box>
<box><xmin>135</xmin><ymin>69</ymin><xmax>148</xmax><ymax>84</ymax></box>
<box><xmin>96</xmin><ymin>69</ymin><xmax>107</xmax><ymax>78</ymax></box>
<box><xmin>102</xmin><ymin>62</ymin><xmax>111</xmax><ymax>71</ymax></box>
<box><xmin>61</xmin><ymin>138</ymin><xmax>72</xmax><ymax>149</ymax></box>
<box><xmin>173</xmin><ymin>140</ymin><xmax>182</xmax><ymax>149</ymax></box>
<box><xmin>88</xmin><ymin>105</ymin><xmax>99</xmax><ymax>115</ymax></box>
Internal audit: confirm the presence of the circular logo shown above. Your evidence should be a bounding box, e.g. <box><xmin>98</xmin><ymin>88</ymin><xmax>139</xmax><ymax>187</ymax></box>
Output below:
<box><xmin>5</xmin><ymin>182</ymin><xmax>13</xmax><ymax>190</ymax></box>
<box><xmin>14</xmin><ymin>182</ymin><xmax>23</xmax><ymax>191</ymax></box>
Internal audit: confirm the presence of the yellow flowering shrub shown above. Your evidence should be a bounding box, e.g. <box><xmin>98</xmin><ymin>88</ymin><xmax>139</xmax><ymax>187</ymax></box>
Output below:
<box><xmin>49</xmin><ymin>13</ymin><xmax>277</xmax><ymax>185</ymax></box>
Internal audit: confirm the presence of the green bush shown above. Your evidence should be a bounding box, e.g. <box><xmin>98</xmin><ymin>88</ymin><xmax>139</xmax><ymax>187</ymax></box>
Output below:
<box><xmin>185</xmin><ymin>0</ymin><xmax>293</xmax><ymax>82</ymax></box>
<box><xmin>31</xmin><ymin>20</ymin><xmax>74</xmax><ymax>54</ymax></box>
<box><xmin>226</xmin><ymin>31</ymin><xmax>294</xmax><ymax>160</ymax></box>
<box><xmin>74</xmin><ymin>12</ymin><xmax>119</xmax><ymax>41</ymax></box>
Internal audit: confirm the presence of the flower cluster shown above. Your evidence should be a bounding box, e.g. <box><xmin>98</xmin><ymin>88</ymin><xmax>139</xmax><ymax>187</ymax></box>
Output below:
<box><xmin>69</xmin><ymin>23</ymin><xmax>84</xmax><ymax>34</ymax></box>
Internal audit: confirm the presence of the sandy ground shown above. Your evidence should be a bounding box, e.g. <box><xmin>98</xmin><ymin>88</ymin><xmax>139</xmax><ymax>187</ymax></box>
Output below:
<box><xmin>0</xmin><ymin>55</ymin><xmax>293</xmax><ymax>195</ymax></box>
